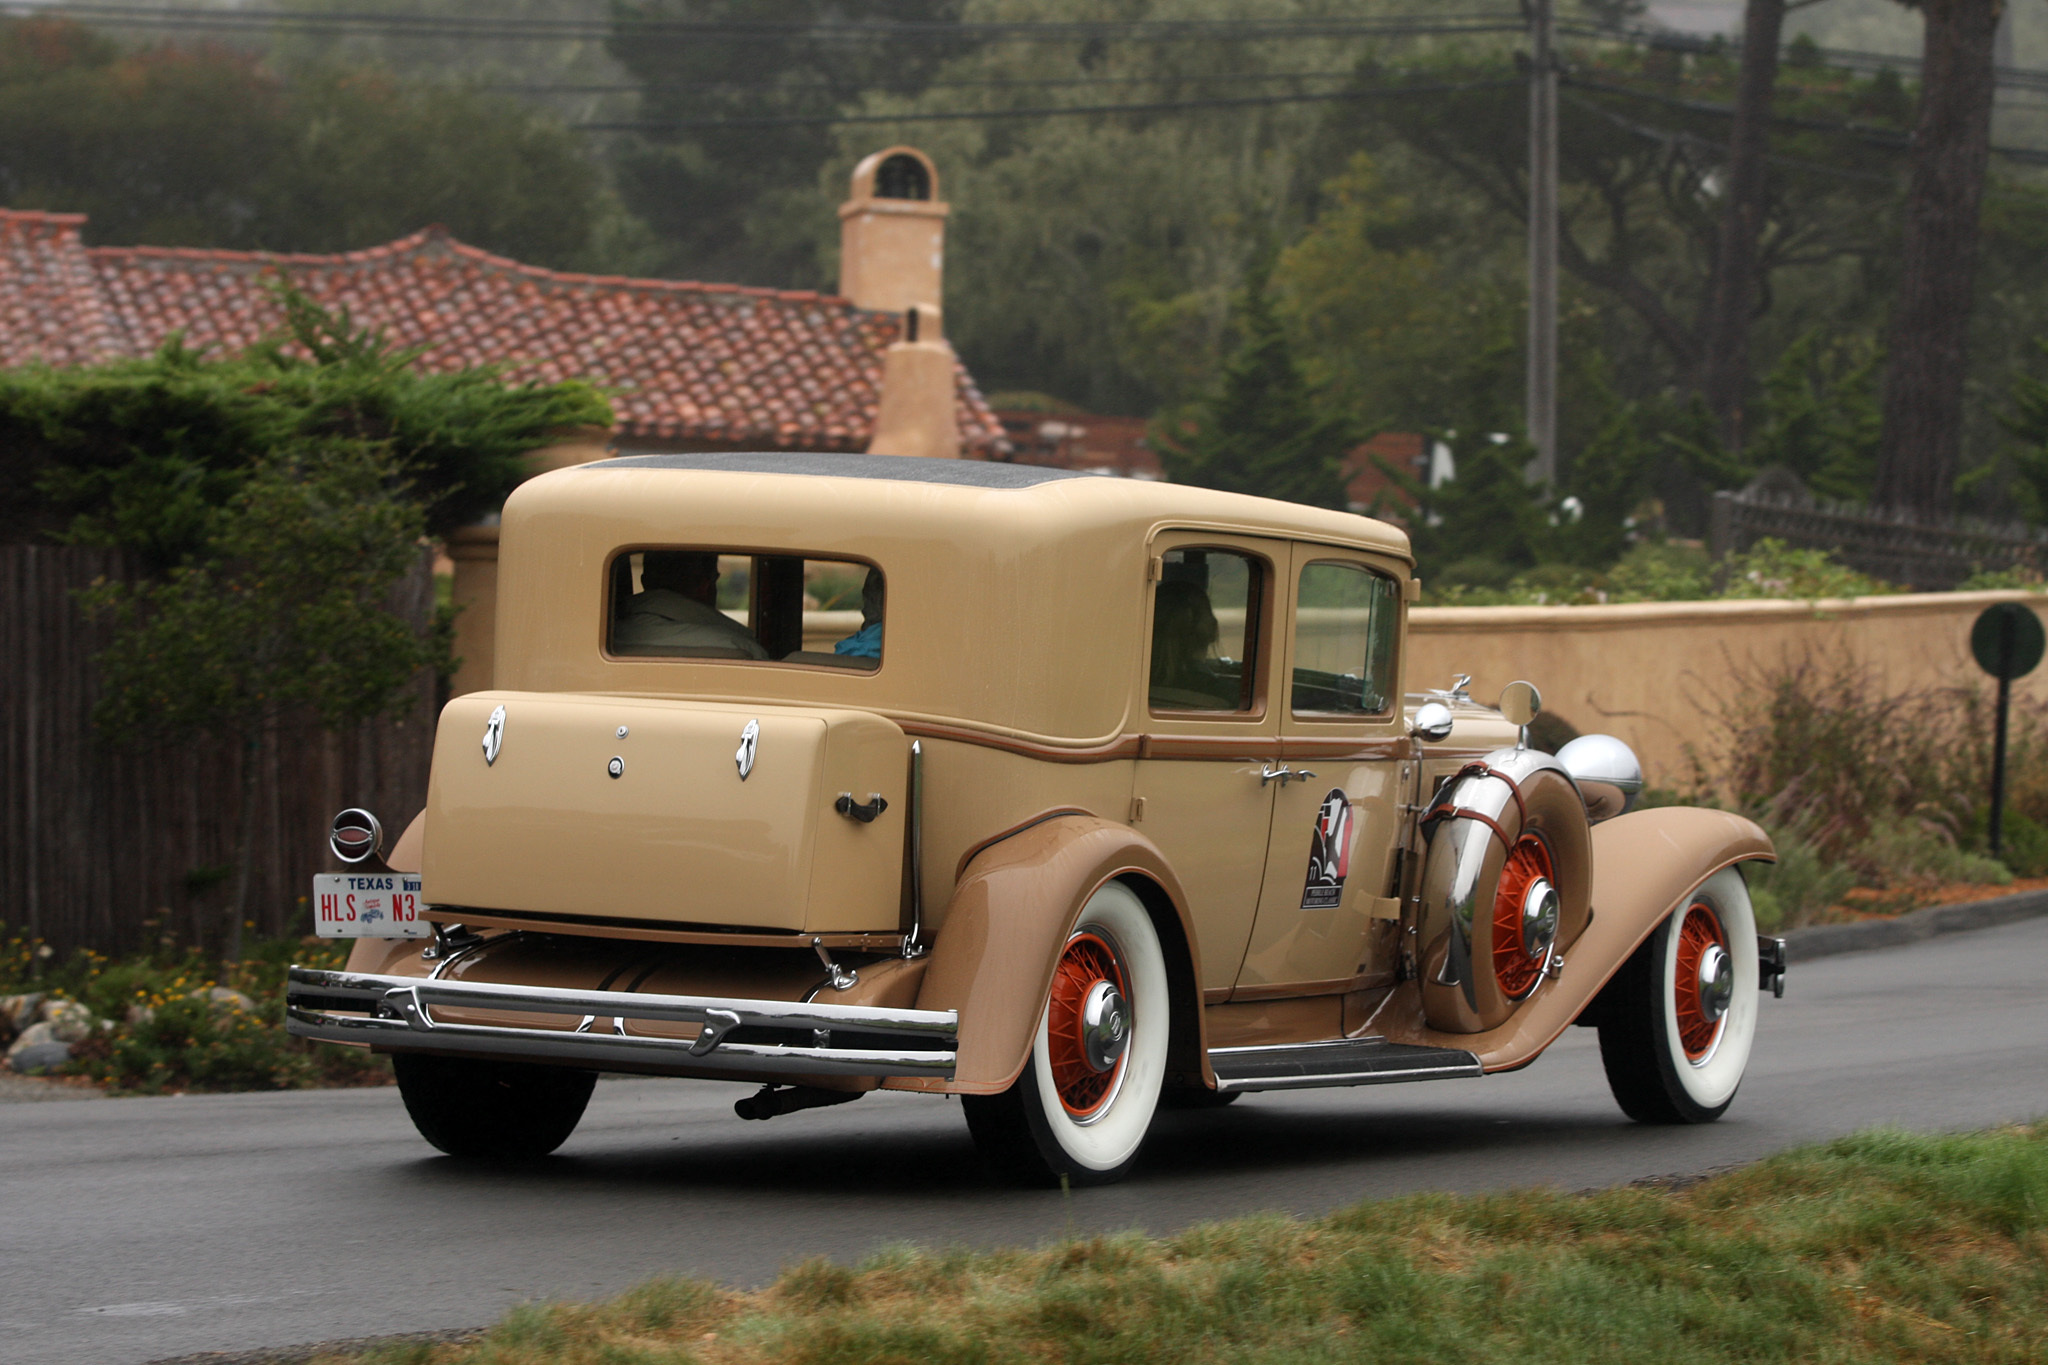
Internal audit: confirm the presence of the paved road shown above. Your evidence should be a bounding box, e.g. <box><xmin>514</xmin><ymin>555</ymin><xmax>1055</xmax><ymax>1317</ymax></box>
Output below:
<box><xmin>4</xmin><ymin>917</ymin><xmax>2045</xmax><ymax>1365</ymax></box>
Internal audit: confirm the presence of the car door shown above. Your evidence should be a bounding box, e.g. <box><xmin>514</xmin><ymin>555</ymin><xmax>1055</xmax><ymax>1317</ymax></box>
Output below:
<box><xmin>1129</xmin><ymin>535</ymin><xmax>1282</xmax><ymax>997</ymax></box>
<box><xmin>1232</xmin><ymin>545</ymin><xmax>1410</xmax><ymax>998</ymax></box>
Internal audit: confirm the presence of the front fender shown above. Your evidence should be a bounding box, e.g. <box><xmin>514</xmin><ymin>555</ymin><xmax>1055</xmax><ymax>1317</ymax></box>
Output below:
<box><xmin>1381</xmin><ymin>805</ymin><xmax>1773</xmax><ymax>1070</ymax></box>
<box><xmin>912</xmin><ymin>814</ymin><xmax>1201</xmax><ymax>1094</ymax></box>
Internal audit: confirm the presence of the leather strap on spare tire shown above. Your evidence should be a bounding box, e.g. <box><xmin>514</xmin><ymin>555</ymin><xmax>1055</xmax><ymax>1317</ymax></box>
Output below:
<box><xmin>1415</xmin><ymin>749</ymin><xmax>1592</xmax><ymax>1034</ymax></box>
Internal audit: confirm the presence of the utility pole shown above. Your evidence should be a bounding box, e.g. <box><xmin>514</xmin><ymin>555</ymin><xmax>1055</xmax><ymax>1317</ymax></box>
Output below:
<box><xmin>1526</xmin><ymin>0</ymin><xmax>1559</xmax><ymax>486</ymax></box>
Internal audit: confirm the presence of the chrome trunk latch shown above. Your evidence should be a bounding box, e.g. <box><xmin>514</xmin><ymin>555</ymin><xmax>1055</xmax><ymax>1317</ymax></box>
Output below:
<box><xmin>735</xmin><ymin>718</ymin><xmax>759</xmax><ymax>780</ymax></box>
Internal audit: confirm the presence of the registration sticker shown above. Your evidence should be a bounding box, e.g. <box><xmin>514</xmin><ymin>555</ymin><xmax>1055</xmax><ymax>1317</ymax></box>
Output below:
<box><xmin>312</xmin><ymin>873</ymin><xmax>432</xmax><ymax>938</ymax></box>
<box><xmin>1299</xmin><ymin>789</ymin><xmax>1354</xmax><ymax>911</ymax></box>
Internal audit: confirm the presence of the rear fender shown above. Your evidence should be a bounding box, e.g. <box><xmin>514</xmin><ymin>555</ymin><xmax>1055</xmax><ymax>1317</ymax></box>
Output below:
<box><xmin>912</xmin><ymin>814</ymin><xmax>1203</xmax><ymax>1094</ymax></box>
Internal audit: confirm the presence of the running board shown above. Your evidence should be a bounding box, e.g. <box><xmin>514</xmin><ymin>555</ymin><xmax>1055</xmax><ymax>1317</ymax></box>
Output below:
<box><xmin>1208</xmin><ymin>1037</ymin><xmax>1484</xmax><ymax>1093</ymax></box>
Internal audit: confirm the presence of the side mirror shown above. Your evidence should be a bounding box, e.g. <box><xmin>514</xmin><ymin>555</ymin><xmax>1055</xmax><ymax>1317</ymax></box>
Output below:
<box><xmin>1410</xmin><ymin>700</ymin><xmax>1455</xmax><ymax>744</ymax></box>
<box><xmin>1498</xmin><ymin>679</ymin><xmax>1542</xmax><ymax>728</ymax></box>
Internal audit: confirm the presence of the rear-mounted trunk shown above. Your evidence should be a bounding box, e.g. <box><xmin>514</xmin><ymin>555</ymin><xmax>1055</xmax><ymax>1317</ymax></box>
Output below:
<box><xmin>424</xmin><ymin>692</ymin><xmax>907</xmax><ymax>934</ymax></box>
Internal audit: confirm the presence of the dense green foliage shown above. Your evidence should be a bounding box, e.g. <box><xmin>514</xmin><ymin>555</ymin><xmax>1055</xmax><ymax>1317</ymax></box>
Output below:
<box><xmin>1</xmin><ymin>928</ymin><xmax>387</xmax><ymax>1093</ymax></box>
<box><xmin>0</xmin><ymin>15</ymin><xmax>631</xmax><ymax>268</ymax></box>
<box><xmin>1154</xmin><ymin>269</ymin><xmax>1351</xmax><ymax>508</ymax></box>
<box><xmin>82</xmin><ymin>440</ymin><xmax>441</xmax><ymax>741</ymax></box>
<box><xmin>0</xmin><ymin>285</ymin><xmax>613</xmax><ymax>566</ymax></box>
<box><xmin>312</xmin><ymin>1124</ymin><xmax>2048</xmax><ymax>1365</ymax></box>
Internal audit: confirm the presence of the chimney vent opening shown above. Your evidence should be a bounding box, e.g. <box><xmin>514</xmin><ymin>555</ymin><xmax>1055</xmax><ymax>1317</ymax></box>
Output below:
<box><xmin>875</xmin><ymin>153</ymin><xmax>931</xmax><ymax>201</ymax></box>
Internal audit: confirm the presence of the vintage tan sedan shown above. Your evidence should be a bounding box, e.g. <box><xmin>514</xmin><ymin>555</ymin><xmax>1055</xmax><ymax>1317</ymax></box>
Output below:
<box><xmin>289</xmin><ymin>452</ymin><xmax>1784</xmax><ymax>1184</ymax></box>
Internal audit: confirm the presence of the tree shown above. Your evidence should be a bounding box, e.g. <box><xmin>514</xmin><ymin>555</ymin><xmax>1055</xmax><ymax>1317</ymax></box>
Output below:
<box><xmin>606</xmin><ymin>0</ymin><xmax>973</xmax><ymax>286</ymax></box>
<box><xmin>0</xmin><ymin>15</ymin><xmax>630</xmax><ymax>269</ymax></box>
<box><xmin>2</xmin><ymin>284</ymin><xmax>613</xmax><ymax>568</ymax></box>
<box><xmin>1872</xmin><ymin>0</ymin><xmax>2004</xmax><ymax>515</ymax></box>
<box><xmin>1337</xmin><ymin>47</ymin><xmax>1909</xmax><ymax>402</ymax></box>
<box><xmin>2002</xmin><ymin>338</ymin><xmax>2048</xmax><ymax>519</ymax></box>
<box><xmin>1154</xmin><ymin>269</ymin><xmax>1352</xmax><ymax>509</ymax></box>
<box><xmin>85</xmin><ymin>443</ymin><xmax>442</xmax><ymax>960</ymax></box>
<box><xmin>1699</xmin><ymin>0</ymin><xmax>1788</xmax><ymax>452</ymax></box>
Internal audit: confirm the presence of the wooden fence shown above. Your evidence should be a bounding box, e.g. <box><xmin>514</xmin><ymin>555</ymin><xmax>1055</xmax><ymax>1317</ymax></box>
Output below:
<box><xmin>1</xmin><ymin>544</ymin><xmax>437</xmax><ymax>959</ymax></box>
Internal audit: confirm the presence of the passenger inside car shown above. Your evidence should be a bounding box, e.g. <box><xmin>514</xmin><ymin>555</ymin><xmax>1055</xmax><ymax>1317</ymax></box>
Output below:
<box><xmin>833</xmin><ymin>567</ymin><xmax>885</xmax><ymax>660</ymax></box>
<box><xmin>611</xmin><ymin>551</ymin><xmax>770</xmax><ymax>658</ymax></box>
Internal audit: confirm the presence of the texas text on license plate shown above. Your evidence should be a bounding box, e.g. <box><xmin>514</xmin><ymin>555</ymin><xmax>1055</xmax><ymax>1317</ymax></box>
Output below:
<box><xmin>312</xmin><ymin>873</ymin><xmax>432</xmax><ymax>938</ymax></box>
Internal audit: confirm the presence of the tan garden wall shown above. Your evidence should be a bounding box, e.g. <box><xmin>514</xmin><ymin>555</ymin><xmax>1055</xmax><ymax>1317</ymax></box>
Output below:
<box><xmin>1408</xmin><ymin>591</ymin><xmax>2048</xmax><ymax>791</ymax></box>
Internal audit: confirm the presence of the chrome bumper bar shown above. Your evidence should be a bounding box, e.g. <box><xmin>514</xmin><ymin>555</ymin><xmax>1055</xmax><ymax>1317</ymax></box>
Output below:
<box><xmin>284</xmin><ymin>967</ymin><xmax>958</xmax><ymax>1079</ymax></box>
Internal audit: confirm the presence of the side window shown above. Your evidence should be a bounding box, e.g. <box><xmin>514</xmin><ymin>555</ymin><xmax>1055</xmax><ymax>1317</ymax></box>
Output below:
<box><xmin>607</xmin><ymin>550</ymin><xmax>882</xmax><ymax>669</ymax></box>
<box><xmin>1292</xmin><ymin>561</ymin><xmax>1399</xmax><ymax>716</ymax></box>
<box><xmin>1149</xmin><ymin>548</ymin><xmax>1261</xmax><ymax>712</ymax></box>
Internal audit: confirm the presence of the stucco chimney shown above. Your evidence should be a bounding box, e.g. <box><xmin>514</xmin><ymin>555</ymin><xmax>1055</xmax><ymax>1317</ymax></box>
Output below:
<box><xmin>842</xmin><ymin>147</ymin><xmax>961</xmax><ymax>460</ymax></box>
<box><xmin>839</xmin><ymin>146</ymin><xmax>947</xmax><ymax>314</ymax></box>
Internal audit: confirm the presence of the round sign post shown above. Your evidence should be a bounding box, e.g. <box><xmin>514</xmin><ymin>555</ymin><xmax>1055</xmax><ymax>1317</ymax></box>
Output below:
<box><xmin>1970</xmin><ymin>603</ymin><xmax>2047</xmax><ymax>856</ymax></box>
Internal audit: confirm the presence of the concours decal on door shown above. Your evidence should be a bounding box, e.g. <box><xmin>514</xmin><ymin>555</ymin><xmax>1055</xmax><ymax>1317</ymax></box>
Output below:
<box><xmin>1301</xmin><ymin>789</ymin><xmax>1354</xmax><ymax>910</ymax></box>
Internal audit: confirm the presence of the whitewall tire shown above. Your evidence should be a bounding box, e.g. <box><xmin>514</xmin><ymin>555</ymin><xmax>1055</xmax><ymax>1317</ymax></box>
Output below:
<box><xmin>963</xmin><ymin>879</ymin><xmax>1170</xmax><ymax>1185</ymax></box>
<box><xmin>1596</xmin><ymin>866</ymin><xmax>1759</xmax><ymax>1124</ymax></box>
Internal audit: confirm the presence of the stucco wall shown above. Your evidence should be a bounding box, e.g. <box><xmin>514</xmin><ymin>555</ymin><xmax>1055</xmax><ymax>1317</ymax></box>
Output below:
<box><xmin>1408</xmin><ymin>591</ymin><xmax>2048</xmax><ymax>790</ymax></box>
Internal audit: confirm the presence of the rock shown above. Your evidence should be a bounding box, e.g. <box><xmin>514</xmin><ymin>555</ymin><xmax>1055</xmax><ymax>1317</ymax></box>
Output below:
<box><xmin>0</xmin><ymin>993</ymin><xmax>43</xmax><ymax>1028</ymax></box>
<box><xmin>42</xmin><ymin>999</ymin><xmax>98</xmax><ymax>1044</ymax></box>
<box><xmin>188</xmin><ymin>987</ymin><xmax>259</xmax><ymax>1014</ymax></box>
<box><xmin>7</xmin><ymin>1021</ymin><xmax>55</xmax><ymax>1062</ymax></box>
<box><xmin>9</xmin><ymin>1040</ymin><xmax>71</xmax><ymax>1074</ymax></box>
<box><xmin>126</xmin><ymin>1003</ymin><xmax>156</xmax><ymax>1026</ymax></box>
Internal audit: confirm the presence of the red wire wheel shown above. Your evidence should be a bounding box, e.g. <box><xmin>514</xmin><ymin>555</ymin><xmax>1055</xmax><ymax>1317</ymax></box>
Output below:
<box><xmin>1493</xmin><ymin>833</ymin><xmax>1555</xmax><ymax>1000</ymax></box>
<box><xmin>1045</xmin><ymin>932</ymin><xmax>1129</xmax><ymax>1119</ymax></box>
<box><xmin>1672</xmin><ymin>901</ymin><xmax>1729</xmax><ymax>1061</ymax></box>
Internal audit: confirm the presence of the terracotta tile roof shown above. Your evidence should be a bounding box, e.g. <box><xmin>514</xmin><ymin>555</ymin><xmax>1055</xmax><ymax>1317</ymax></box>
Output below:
<box><xmin>0</xmin><ymin>210</ymin><xmax>129</xmax><ymax>368</ymax></box>
<box><xmin>0</xmin><ymin>209</ymin><xmax>1004</xmax><ymax>453</ymax></box>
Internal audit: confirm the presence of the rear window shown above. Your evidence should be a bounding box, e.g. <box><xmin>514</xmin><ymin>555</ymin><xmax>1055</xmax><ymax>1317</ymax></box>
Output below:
<box><xmin>606</xmin><ymin>551</ymin><xmax>882</xmax><ymax>669</ymax></box>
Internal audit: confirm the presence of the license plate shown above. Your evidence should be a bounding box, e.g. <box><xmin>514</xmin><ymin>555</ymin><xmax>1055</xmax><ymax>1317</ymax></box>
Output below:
<box><xmin>311</xmin><ymin>873</ymin><xmax>432</xmax><ymax>938</ymax></box>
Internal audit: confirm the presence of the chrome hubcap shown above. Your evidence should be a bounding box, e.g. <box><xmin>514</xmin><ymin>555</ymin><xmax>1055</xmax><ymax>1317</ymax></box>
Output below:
<box><xmin>1520</xmin><ymin>877</ymin><xmax>1560</xmax><ymax>960</ymax></box>
<box><xmin>1079</xmin><ymin>981</ymin><xmax>1129</xmax><ymax>1072</ymax></box>
<box><xmin>1696</xmin><ymin>944</ymin><xmax>1733</xmax><ymax>1023</ymax></box>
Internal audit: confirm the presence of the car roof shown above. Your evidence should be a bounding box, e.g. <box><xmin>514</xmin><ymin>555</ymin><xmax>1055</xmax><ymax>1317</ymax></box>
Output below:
<box><xmin>552</xmin><ymin>451</ymin><xmax>1412</xmax><ymax>559</ymax></box>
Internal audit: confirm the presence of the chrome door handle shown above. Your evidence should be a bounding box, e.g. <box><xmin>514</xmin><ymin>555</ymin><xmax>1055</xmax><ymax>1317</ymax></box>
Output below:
<box><xmin>1259</xmin><ymin>765</ymin><xmax>1319</xmax><ymax>788</ymax></box>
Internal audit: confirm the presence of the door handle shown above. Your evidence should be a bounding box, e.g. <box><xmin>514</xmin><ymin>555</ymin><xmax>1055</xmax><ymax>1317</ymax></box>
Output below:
<box><xmin>1259</xmin><ymin>765</ymin><xmax>1319</xmax><ymax>788</ymax></box>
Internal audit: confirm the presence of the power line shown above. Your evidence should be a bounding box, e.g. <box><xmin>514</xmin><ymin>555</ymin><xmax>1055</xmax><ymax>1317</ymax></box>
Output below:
<box><xmin>1558</xmin><ymin>21</ymin><xmax>2048</xmax><ymax>97</ymax></box>
<box><xmin>492</xmin><ymin>69</ymin><xmax>1364</xmax><ymax>98</ymax></box>
<box><xmin>1565</xmin><ymin>73</ymin><xmax>2048</xmax><ymax>168</ymax></box>
<box><xmin>26</xmin><ymin>4</ymin><xmax>1526</xmax><ymax>44</ymax></box>
<box><xmin>576</xmin><ymin>76</ymin><xmax>1526</xmax><ymax>133</ymax></box>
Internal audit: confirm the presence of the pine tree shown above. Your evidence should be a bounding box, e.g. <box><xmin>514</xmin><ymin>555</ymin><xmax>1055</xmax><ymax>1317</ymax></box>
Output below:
<box><xmin>1156</xmin><ymin>272</ymin><xmax>1353</xmax><ymax>509</ymax></box>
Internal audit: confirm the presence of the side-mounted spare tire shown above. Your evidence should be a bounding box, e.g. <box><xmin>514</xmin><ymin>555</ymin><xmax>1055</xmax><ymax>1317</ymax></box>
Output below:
<box><xmin>1417</xmin><ymin>748</ymin><xmax>1594</xmax><ymax>1033</ymax></box>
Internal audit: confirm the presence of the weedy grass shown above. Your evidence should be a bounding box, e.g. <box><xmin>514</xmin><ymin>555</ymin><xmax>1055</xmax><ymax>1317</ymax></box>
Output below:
<box><xmin>317</xmin><ymin>1123</ymin><xmax>2048</xmax><ymax>1365</ymax></box>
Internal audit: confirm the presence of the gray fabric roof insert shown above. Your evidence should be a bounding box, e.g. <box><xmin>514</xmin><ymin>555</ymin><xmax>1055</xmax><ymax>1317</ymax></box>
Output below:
<box><xmin>589</xmin><ymin>452</ymin><xmax>1088</xmax><ymax>489</ymax></box>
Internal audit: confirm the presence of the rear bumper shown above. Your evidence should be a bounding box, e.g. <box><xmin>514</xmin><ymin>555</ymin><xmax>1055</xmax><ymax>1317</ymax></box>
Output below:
<box><xmin>284</xmin><ymin>966</ymin><xmax>958</xmax><ymax>1080</ymax></box>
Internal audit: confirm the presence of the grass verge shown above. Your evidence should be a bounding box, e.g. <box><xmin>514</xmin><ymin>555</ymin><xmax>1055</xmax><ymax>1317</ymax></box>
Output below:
<box><xmin>314</xmin><ymin>1123</ymin><xmax>2047</xmax><ymax>1365</ymax></box>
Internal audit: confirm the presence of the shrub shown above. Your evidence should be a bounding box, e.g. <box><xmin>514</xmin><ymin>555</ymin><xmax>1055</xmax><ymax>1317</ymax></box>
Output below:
<box><xmin>1709</xmin><ymin>648</ymin><xmax>2048</xmax><ymax>920</ymax></box>
<box><xmin>1</xmin><ymin>927</ymin><xmax>388</xmax><ymax>1094</ymax></box>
